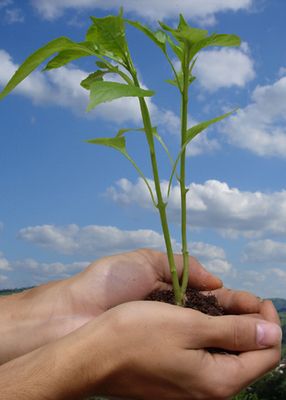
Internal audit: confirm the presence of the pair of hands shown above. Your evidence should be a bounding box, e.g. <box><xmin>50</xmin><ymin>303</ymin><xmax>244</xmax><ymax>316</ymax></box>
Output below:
<box><xmin>0</xmin><ymin>249</ymin><xmax>282</xmax><ymax>399</ymax></box>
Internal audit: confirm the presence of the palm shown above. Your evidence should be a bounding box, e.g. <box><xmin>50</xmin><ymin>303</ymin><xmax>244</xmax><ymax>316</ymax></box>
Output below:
<box><xmin>68</xmin><ymin>249</ymin><xmax>222</xmax><ymax>317</ymax></box>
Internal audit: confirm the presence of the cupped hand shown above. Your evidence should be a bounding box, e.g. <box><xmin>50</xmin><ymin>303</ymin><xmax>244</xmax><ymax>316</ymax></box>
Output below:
<box><xmin>1</xmin><ymin>293</ymin><xmax>281</xmax><ymax>400</ymax></box>
<box><xmin>68</xmin><ymin>296</ymin><xmax>281</xmax><ymax>400</ymax></box>
<box><xmin>66</xmin><ymin>248</ymin><xmax>223</xmax><ymax>317</ymax></box>
<box><xmin>16</xmin><ymin>249</ymin><xmax>266</xmax><ymax>338</ymax></box>
<box><xmin>4</xmin><ymin>248</ymin><xmax>272</xmax><ymax>364</ymax></box>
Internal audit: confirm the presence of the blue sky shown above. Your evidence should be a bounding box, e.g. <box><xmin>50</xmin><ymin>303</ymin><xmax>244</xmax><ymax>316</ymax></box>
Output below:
<box><xmin>0</xmin><ymin>0</ymin><xmax>286</xmax><ymax>298</ymax></box>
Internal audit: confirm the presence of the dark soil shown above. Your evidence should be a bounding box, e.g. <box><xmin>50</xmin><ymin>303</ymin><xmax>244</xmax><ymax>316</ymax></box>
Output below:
<box><xmin>146</xmin><ymin>287</ymin><xmax>224</xmax><ymax>316</ymax></box>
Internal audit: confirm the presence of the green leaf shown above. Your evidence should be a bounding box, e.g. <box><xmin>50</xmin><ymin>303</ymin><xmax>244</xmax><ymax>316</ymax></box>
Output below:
<box><xmin>186</xmin><ymin>109</ymin><xmax>236</xmax><ymax>142</ymax></box>
<box><xmin>189</xmin><ymin>57</ymin><xmax>197</xmax><ymax>73</ymax></box>
<box><xmin>116</xmin><ymin>127</ymin><xmax>145</xmax><ymax>137</ymax></box>
<box><xmin>159</xmin><ymin>20</ymin><xmax>208</xmax><ymax>45</ymax></box>
<box><xmin>158</xmin><ymin>21</ymin><xmax>174</xmax><ymax>33</ymax></box>
<box><xmin>80</xmin><ymin>70</ymin><xmax>107</xmax><ymax>90</ymax></box>
<box><xmin>126</xmin><ymin>20</ymin><xmax>167</xmax><ymax>53</ymax></box>
<box><xmin>167</xmin><ymin>36</ymin><xmax>183</xmax><ymax>61</ymax></box>
<box><xmin>43</xmin><ymin>50</ymin><xmax>88</xmax><ymax>70</ymax></box>
<box><xmin>86</xmin><ymin>13</ymin><xmax>129</xmax><ymax>64</ymax></box>
<box><xmin>206</xmin><ymin>33</ymin><xmax>241</xmax><ymax>47</ymax></box>
<box><xmin>87</xmin><ymin>81</ymin><xmax>154</xmax><ymax>112</ymax></box>
<box><xmin>178</xmin><ymin>14</ymin><xmax>188</xmax><ymax>29</ymax></box>
<box><xmin>86</xmin><ymin>136</ymin><xmax>126</xmax><ymax>152</ymax></box>
<box><xmin>43</xmin><ymin>42</ymin><xmax>95</xmax><ymax>70</ymax></box>
<box><xmin>167</xmin><ymin>109</ymin><xmax>237</xmax><ymax>197</ymax></box>
<box><xmin>189</xmin><ymin>33</ymin><xmax>241</xmax><ymax>60</ymax></box>
<box><xmin>0</xmin><ymin>37</ymin><xmax>94</xmax><ymax>100</ymax></box>
<box><xmin>166</xmin><ymin>71</ymin><xmax>183</xmax><ymax>88</ymax></box>
<box><xmin>159</xmin><ymin>16</ymin><xmax>241</xmax><ymax>62</ymax></box>
<box><xmin>176</xmin><ymin>27</ymin><xmax>208</xmax><ymax>44</ymax></box>
<box><xmin>95</xmin><ymin>60</ymin><xmax>133</xmax><ymax>85</ymax></box>
<box><xmin>166</xmin><ymin>71</ymin><xmax>195</xmax><ymax>88</ymax></box>
<box><xmin>166</xmin><ymin>79</ymin><xmax>178</xmax><ymax>87</ymax></box>
<box><xmin>96</xmin><ymin>60</ymin><xmax>109</xmax><ymax>69</ymax></box>
<box><xmin>189</xmin><ymin>76</ymin><xmax>196</xmax><ymax>85</ymax></box>
<box><xmin>115</xmin><ymin>126</ymin><xmax>160</xmax><ymax>141</ymax></box>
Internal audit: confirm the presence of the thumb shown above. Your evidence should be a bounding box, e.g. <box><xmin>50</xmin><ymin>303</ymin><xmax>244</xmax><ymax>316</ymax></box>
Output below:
<box><xmin>196</xmin><ymin>314</ymin><xmax>282</xmax><ymax>352</ymax></box>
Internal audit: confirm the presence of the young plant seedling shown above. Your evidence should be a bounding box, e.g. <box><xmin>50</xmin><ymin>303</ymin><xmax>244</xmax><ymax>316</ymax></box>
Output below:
<box><xmin>0</xmin><ymin>10</ymin><xmax>240</xmax><ymax>306</ymax></box>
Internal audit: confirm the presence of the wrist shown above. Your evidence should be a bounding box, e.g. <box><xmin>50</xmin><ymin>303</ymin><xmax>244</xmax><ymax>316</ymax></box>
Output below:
<box><xmin>0</xmin><ymin>280</ymin><xmax>86</xmax><ymax>364</ymax></box>
<box><xmin>0</xmin><ymin>314</ymin><xmax>117</xmax><ymax>399</ymax></box>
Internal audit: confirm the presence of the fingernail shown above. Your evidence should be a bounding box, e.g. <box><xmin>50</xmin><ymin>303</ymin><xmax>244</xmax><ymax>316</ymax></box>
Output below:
<box><xmin>256</xmin><ymin>322</ymin><xmax>282</xmax><ymax>347</ymax></box>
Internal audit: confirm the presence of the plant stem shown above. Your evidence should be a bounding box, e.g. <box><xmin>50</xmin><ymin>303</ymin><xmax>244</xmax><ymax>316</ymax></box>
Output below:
<box><xmin>132</xmin><ymin>72</ymin><xmax>182</xmax><ymax>305</ymax></box>
<box><xmin>179</xmin><ymin>47</ymin><xmax>190</xmax><ymax>302</ymax></box>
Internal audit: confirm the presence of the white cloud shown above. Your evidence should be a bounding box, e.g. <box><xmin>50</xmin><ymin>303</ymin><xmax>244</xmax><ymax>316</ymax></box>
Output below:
<box><xmin>17</xmin><ymin>223</ymin><xmax>232</xmax><ymax>277</ymax></box>
<box><xmin>107</xmin><ymin>178</ymin><xmax>286</xmax><ymax>238</ymax></box>
<box><xmin>14</xmin><ymin>258</ymin><xmax>89</xmax><ymax>277</ymax></box>
<box><xmin>240</xmin><ymin>270</ymin><xmax>266</xmax><ymax>285</ymax></box>
<box><xmin>278</xmin><ymin>66</ymin><xmax>286</xmax><ymax>77</ymax></box>
<box><xmin>186</xmin><ymin>132</ymin><xmax>220</xmax><ymax>156</ymax></box>
<box><xmin>194</xmin><ymin>45</ymin><xmax>255</xmax><ymax>92</ymax></box>
<box><xmin>223</xmin><ymin>76</ymin><xmax>286</xmax><ymax>157</ymax></box>
<box><xmin>0</xmin><ymin>274</ymin><xmax>8</xmax><ymax>284</ymax></box>
<box><xmin>189</xmin><ymin>242</ymin><xmax>232</xmax><ymax>274</ymax></box>
<box><xmin>243</xmin><ymin>239</ymin><xmax>286</xmax><ymax>264</ymax></box>
<box><xmin>17</xmin><ymin>224</ymin><xmax>80</xmax><ymax>254</ymax></box>
<box><xmin>0</xmin><ymin>0</ymin><xmax>12</xmax><ymax>9</ymax></box>
<box><xmin>0</xmin><ymin>255</ymin><xmax>90</xmax><ymax>288</ymax></box>
<box><xmin>17</xmin><ymin>224</ymin><xmax>167</xmax><ymax>256</ymax></box>
<box><xmin>269</xmin><ymin>268</ymin><xmax>286</xmax><ymax>282</ymax></box>
<box><xmin>233</xmin><ymin>267</ymin><xmax>286</xmax><ymax>298</ymax></box>
<box><xmin>4</xmin><ymin>7</ymin><xmax>25</xmax><ymax>24</ymax></box>
<box><xmin>0</xmin><ymin>252</ymin><xmax>12</xmax><ymax>271</ymax></box>
<box><xmin>30</xmin><ymin>0</ymin><xmax>253</xmax><ymax>23</ymax></box>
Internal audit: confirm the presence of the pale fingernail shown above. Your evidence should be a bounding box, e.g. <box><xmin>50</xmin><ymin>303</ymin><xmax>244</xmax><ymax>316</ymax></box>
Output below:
<box><xmin>256</xmin><ymin>322</ymin><xmax>282</xmax><ymax>347</ymax></box>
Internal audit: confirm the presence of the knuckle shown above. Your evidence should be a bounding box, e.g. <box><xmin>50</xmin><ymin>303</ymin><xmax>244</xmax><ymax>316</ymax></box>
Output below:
<box><xmin>230</xmin><ymin>319</ymin><xmax>243</xmax><ymax>349</ymax></box>
<box><xmin>229</xmin><ymin>317</ymin><xmax>253</xmax><ymax>350</ymax></box>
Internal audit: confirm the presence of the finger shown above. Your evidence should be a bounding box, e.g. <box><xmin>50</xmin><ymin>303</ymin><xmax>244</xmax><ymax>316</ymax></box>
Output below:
<box><xmin>181</xmin><ymin>255</ymin><xmax>223</xmax><ymax>290</ymax></box>
<box><xmin>232</xmin><ymin>347</ymin><xmax>281</xmax><ymax>390</ymax></box>
<box><xmin>153</xmin><ymin>251</ymin><xmax>222</xmax><ymax>290</ymax></box>
<box><xmin>206</xmin><ymin>287</ymin><xmax>262</xmax><ymax>314</ymax></box>
<box><xmin>195</xmin><ymin>345</ymin><xmax>282</xmax><ymax>399</ymax></box>
<box><xmin>191</xmin><ymin>313</ymin><xmax>282</xmax><ymax>352</ymax></box>
<box><xmin>259</xmin><ymin>299</ymin><xmax>281</xmax><ymax>325</ymax></box>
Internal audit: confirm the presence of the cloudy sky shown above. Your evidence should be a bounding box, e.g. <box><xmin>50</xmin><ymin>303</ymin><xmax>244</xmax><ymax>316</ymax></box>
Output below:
<box><xmin>0</xmin><ymin>0</ymin><xmax>286</xmax><ymax>298</ymax></box>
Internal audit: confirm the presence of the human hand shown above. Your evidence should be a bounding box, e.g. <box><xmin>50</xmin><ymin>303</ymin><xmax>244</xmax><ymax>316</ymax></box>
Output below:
<box><xmin>0</xmin><ymin>295</ymin><xmax>281</xmax><ymax>400</ymax></box>
<box><xmin>0</xmin><ymin>248</ymin><xmax>275</xmax><ymax>367</ymax></box>
<box><xmin>42</xmin><ymin>295</ymin><xmax>280</xmax><ymax>400</ymax></box>
<box><xmin>66</xmin><ymin>248</ymin><xmax>223</xmax><ymax>316</ymax></box>
<box><xmin>0</xmin><ymin>249</ymin><xmax>223</xmax><ymax>363</ymax></box>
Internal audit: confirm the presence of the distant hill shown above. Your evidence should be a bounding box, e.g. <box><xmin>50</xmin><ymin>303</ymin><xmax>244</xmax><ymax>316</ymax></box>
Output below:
<box><xmin>0</xmin><ymin>287</ymin><xmax>32</xmax><ymax>296</ymax></box>
<box><xmin>271</xmin><ymin>298</ymin><xmax>286</xmax><ymax>312</ymax></box>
